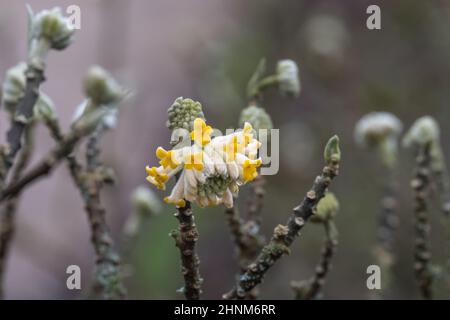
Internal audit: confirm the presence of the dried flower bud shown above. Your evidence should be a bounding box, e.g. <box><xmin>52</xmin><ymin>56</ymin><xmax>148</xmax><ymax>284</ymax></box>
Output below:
<box><xmin>323</xmin><ymin>135</ymin><xmax>341</xmax><ymax>165</ymax></box>
<box><xmin>276</xmin><ymin>59</ymin><xmax>300</xmax><ymax>97</ymax></box>
<box><xmin>83</xmin><ymin>66</ymin><xmax>125</xmax><ymax>106</ymax></box>
<box><xmin>131</xmin><ymin>186</ymin><xmax>162</xmax><ymax>217</ymax></box>
<box><xmin>31</xmin><ymin>7</ymin><xmax>74</xmax><ymax>50</ymax></box>
<box><xmin>166</xmin><ymin>97</ymin><xmax>205</xmax><ymax>131</ymax></box>
<box><xmin>311</xmin><ymin>192</ymin><xmax>339</xmax><ymax>223</ymax></box>
<box><xmin>1</xmin><ymin>62</ymin><xmax>27</xmax><ymax>115</ymax></box>
<box><xmin>239</xmin><ymin>104</ymin><xmax>273</xmax><ymax>131</ymax></box>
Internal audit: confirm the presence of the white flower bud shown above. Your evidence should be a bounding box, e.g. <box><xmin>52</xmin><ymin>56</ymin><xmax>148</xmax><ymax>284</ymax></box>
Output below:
<box><xmin>83</xmin><ymin>66</ymin><xmax>125</xmax><ymax>106</ymax></box>
<box><xmin>402</xmin><ymin>116</ymin><xmax>440</xmax><ymax>148</ymax></box>
<box><xmin>354</xmin><ymin>112</ymin><xmax>403</xmax><ymax>148</ymax></box>
<box><xmin>239</xmin><ymin>105</ymin><xmax>273</xmax><ymax>131</ymax></box>
<box><xmin>355</xmin><ymin>112</ymin><xmax>403</xmax><ymax>168</ymax></box>
<box><xmin>31</xmin><ymin>7</ymin><xmax>75</xmax><ymax>50</ymax></box>
<box><xmin>1</xmin><ymin>62</ymin><xmax>27</xmax><ymax>115</ymax></box>
<box><xmin>2</xmin><ymin>61</ymin><xmax>55</xmax><ymax>121</ymax></box>
<box><xmin>276</xmin><ymin>59</ymin><xmax>300</xmax><ymax>97</ymax></box>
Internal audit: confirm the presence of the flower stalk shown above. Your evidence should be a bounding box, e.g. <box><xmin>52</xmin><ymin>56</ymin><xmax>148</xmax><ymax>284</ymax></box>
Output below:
<box><xmin>170</xmin><ymin>201</ymin><xmax>203</xmax><ymax>300</ymax></box>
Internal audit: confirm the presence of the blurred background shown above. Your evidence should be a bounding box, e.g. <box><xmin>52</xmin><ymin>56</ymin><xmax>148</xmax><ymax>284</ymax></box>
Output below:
<box><xmin>1</xmin><ymin>0</ymin><xmax>450</xmax><ymax>299</ymax></box>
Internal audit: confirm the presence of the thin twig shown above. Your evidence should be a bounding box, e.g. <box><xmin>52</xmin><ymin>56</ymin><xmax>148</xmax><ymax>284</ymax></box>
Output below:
<box><xmin>223</xmin><ymin>150</ymin><xmax>340</xmax><ymax>299</ymax></box>
<box><xmin>291</xmin><ymin>220</ymin><xmax>338</xmax><ymax>299</ymax></box>
<box><xmin>170</xmin><ymin>201</ymin><xmax>202</xmax><ymax>300</ymax></box>
<box><xmin>224</xmin><ymin>206</ymin><xmax>264</xmax><ymax>270</ymax></box>
<box><xmin>224</xmin><ymin>156</ymin><xmax>266</xmax><ymax>299</ymax></box>
<box><xmin>41</xmin><ymin>113</ymin><xmax>125</xmax><ymax>299</ymax></box>
<box><xmin>82</xmin><ymin>127</ymin><xmax>126</xmax><ymax>299</ymax></box>
<box><xmin>0</xmin><ymin>113</ymin><xmax>106</xmax><ymax>202</ymax></box>
<box><xmin>411</xmin><ymin>144</ymin><xmax>434</xmax><ymax>299</ymax></box>
<box><xmin>372</xmin><ymin>171</ymin><xmax>398</xmax><ymax>298</ymax></box>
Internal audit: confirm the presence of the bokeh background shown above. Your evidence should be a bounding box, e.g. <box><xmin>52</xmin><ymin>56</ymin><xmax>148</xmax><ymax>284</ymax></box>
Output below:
<box><xmin>1</xmin><ymin>0</ymin><xmax>450</xmax><ymax>299</ymax></box>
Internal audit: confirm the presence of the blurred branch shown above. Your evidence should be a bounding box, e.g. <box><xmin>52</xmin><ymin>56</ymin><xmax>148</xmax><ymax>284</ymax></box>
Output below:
<box><xmin>84</xmin><ymin>126</ymin><xmax>126</xmax><ymax>299</ymax></box>
<box><xmin>291</xmin><ymin>220</ymin><xmax>338</xmax><ymax>300</ymax></box>
<box><xmin>411</xmin><ymin>143</ymin><xmax>434</xmax><ymax>299</ymax></box>
<box><xmin>0</xmin><ymin>110</ymin><xmax>108</xmax><ymax>202</ymax></box>
<box><xmin>0</xmin><ymin>123</ymin><xmax>35</xmax><ymax>298</ymax></box>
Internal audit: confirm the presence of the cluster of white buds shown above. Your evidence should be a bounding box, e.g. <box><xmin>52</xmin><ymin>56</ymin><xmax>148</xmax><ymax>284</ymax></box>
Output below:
<box><xmin>146</xmin><ymin>115</ymin><xmax>262</xmax><ymax>208</ymax></box>
<box><xmin>30</xmin><ymin>7</ymin><xmax>75</xmax><ymax>51</ymax></box>
<box><xmin>276</xmin><ymin>59</ymin><xmax>301</xmax><ymax>97</ymax></box>
<box><xmin>72</xmin><ymin>66</ymin><xmax>126</xmax><ymax>130</ymax></box>
<box><xmin>1</xmin><ymin>62</ymin><xmax>55</xmax><ymax>120</ymax></box>
<box><xmin>83</xmin><ymin>66</ymin><xmax>125</xmax><ymax>106</ymax></box>
<box><xmin>354</xmin><ymin>112</ymin><xmax>403</xmax><ymax>168</ymax></box>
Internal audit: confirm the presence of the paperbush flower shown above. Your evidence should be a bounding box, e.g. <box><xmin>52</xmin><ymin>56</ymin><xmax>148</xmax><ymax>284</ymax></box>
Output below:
<box><xmin>146</xmin><ymin>118</ymin><xmax>262</xmax><ymax>208</ymax></box>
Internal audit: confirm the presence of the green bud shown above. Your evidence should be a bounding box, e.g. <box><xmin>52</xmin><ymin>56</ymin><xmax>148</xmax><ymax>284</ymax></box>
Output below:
<box><xmin>83</xmin><ymin>66</ymin><xmax>125</xmax><ymax>106</ymax></box>
<box><xmin>311</xmin><ymin>192</ymin><xmax>339</xmax><ymax>223</ymax></box>
<box><xmin>276</xmin><ymin>59</ymin><xmax>301</xmax><ymax>97</ymax></box>
<box><xmin>166</xmin><ymin>97</ymin><xmax>205</xmax><ymax>131</ymax></box>
<box><xmin>239</xmin><ymin>104</ymin><xmax>273</xmax><ymax>131</ymax></box>
<box><xmin>323</xmin><ymin>135</ymin><xmax>341</xmax><ymax>165</ymax></box>
<box><xmin>31</xmin><ymin>7</ymin><xmax>75</xmax><ymax>50</ymax></box>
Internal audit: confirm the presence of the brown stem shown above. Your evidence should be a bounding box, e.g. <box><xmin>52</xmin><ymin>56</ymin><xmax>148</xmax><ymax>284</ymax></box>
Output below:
<box><xmin>170</xmin><ymin>201</ymin><xmax>202</xmax><ymax>300</ymax></box>
<box><xmin>223</xmin><ymin>154</ymin><xmax>340</xmax><ymax>299</ymax></box>
<box><xmin>411</xmin><ymin>144</ymin><xmax>434</xmax><ymax>299</ymax></box>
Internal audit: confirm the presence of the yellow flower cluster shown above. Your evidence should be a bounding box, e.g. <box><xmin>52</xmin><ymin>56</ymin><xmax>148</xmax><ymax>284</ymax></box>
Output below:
<box><xmin>145</xmin><ymin>118</ymin><xmax>262</xmax><ymax>208</ymax></box>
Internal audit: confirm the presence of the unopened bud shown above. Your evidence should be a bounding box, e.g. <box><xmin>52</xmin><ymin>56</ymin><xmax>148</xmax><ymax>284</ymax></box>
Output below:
<box><xmin>166</xmin><ymin>97</ymin><xmax>205</xmax><ymax>131</ymax></box>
